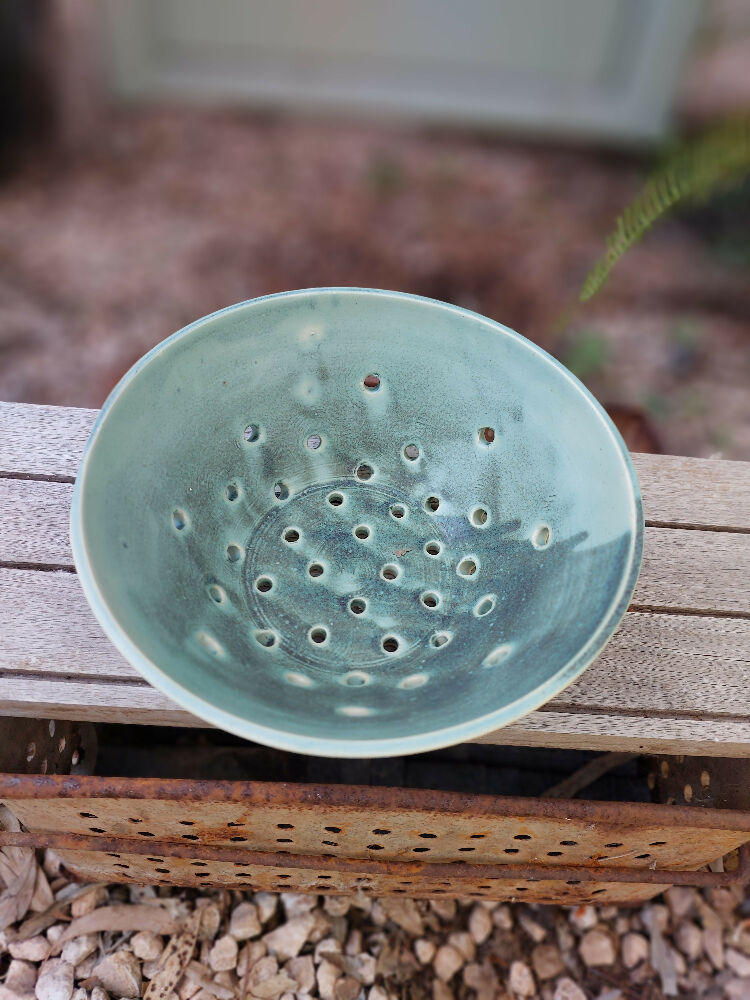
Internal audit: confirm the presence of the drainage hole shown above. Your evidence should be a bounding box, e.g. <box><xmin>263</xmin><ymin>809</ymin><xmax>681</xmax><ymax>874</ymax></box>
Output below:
<box><xmin>309</xmin><ymin>563</ymin><xmax>325</xmax><ymax>578</ymax></box>
<box><xmin>425</xmin><ymin>540</ymin><xmax>442</xmax><ymax>557</ymax></box>
<box><xmin>424</xmin><ymin>496</ymin><xmax>440</xmax><ymax>513</ymax></box>
<box><xmin>532</xmin><ymin>524</ymin><xmax>551</xmax><ymax>548</ymax></box>
<box><xmin>356</xmin><ymin>463</ymin><xmax>374</xmax><ymax>481</ymax></box>
<box><xmin>255</xmin><ymin>576</ymin><xmax>273</xmax><ymax>593</ymax></box>
<box><xmin>244</xmin><ymin>424</ymin><xmax>260</xmax><ymax>442</ymax></box>
<box><xmin>225</xmin><ymin>484</ymin><xmax>239</xmax><ymax>501</ymax></box>
<box><xmin>254</xmin><ymin>629</ymin><xmax>277</xmax><ymax>648</ymax></box>
<box><xmin>343</xmin><ymin>671</ymin><xmax>369</xmax><ymax>686</ymax></box>
<box><xmin>363</xmin><ymin>373</ymin><xmax>381</xmax><ymax>391</ymax></box>
<box><xmin>306</xmin><ymin>434</ymin><xmax>322</xmax><ymax>450</ymax></box>
<box><xmin>470</xmin><ymin>507</ymin><xmax>489</xmax><ymax>527</ymax></box>
<box><xmin>421</xmin><ymin>591</ymin><xmax>440</xmax><ymax>609</ymax></box>
<box><xmin>283</xmin><ymin>528</ymin><xmax>300</xmax><ymax>544</ymax></box>
<box><xmin>403</xmin><ymin>443</ymin><xmax>420</xmax><ymax>461</ymax></box>
<box><xmin>478</xmin><ymin>427</ymin><xmax>495</xmax><ymax>445</ymax></box>
<box><xmin>382</xmin><ymin>636</ymin><xmax>400</xmax><ymax>654</ymax></box>
<box><xmin>273</xmin><ymin>481</ymin><xmax>290</xmax><ymax>501</ymax></box>
<box><xmin>474</xmin><ymin>595</ymin><xmax>496</xmax><ymax>617</ymax></box>
<box><xmin>207</xmin><ymin>584</ymin><xmax>225</xmax><ymax>604</ymax></box>
<box><xmin>381</xmin><ymin>564</ymin><xmax>399</xmax><ymax>581</ymax></box>
<box><xmin>309</xmin><ymin>627</ymin><xmax>328</xmax><ymax>645</ymax></box>
<box><xmin>430</xmin><ymin>631</ymin><xmax>451</xmax><ymax>648</ymax></box>
<box><xmin>458</xmin><ymin>557</ymin><xmax>478</xmax><ymax>577</ymax></box>
<box><xmin>354</xmin><ymin>525</ymin><xmax>371</xmax><ymax>540</ymax></box>
<box><xmin>227</xmin><ymin>544</ymin><xmax>243</xmax><ymax>562</ymax></box>
<box><xmin>390</xmin><ymin>503</ymin><xmax>407</xmax><ymax>520</ymax></box>
<box><xmin>172</xmin><ymin>509</ymin><xmax>187</xmax><ymax>531</ymax></box>
<box><xmin>349</xmin><ymin>598</ymin><xmax>367</xmax><ymax>615</ymax></box>
<box><xmin>327</xmin><ymin>491</ymin><xmax>344</xmax><ymax>507</ymax></box>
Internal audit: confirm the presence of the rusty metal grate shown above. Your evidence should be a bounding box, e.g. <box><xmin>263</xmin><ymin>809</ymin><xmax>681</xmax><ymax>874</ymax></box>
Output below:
<box><xmin>2</xmin><ymin>775</ymin><xmax>749</xmax><ymax>905</ymax></box>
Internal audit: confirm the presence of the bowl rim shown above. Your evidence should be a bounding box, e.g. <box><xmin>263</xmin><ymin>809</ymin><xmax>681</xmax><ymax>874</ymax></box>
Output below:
<box><xmin>70</xmin><ymin>287</ymin><xmax>644</xmax><ymax>758</ymax></box>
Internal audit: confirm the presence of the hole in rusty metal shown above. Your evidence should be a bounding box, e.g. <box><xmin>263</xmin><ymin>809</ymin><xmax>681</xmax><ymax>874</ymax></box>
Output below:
<box><xmin>276</xmin><ymin>838</ymin><xmax>293</xmax><ymax>844</ymax></box>
<box><xmin>566</xmin><ymin>880</ymin><xmax>581</xmax><ymax>885</ymax></box>
<box><xmin>372</xmin><ymin>829</ymin><xmax>391</xmax><ymax>835</ymax></box>
<box><xmin>113</xmin><ymin>863</ymin><xmax>129</xmax><ymax>869</ymax></box>
<box><xmin>277</xmin><ymin>823</ymin><xmax>294</xmax><ymax>829</ymax></box>
<box><xmin>413</xmin><ymin>847</ymin><xmax>430</xmax><ymax>853</ymax></box>
<box><xmin>191</xmin><ymin>861</ymin><xmax>208</xmax><ymax>867</ymax></box>
<box><xmin>178</xmin><ymin>820</ymin><xmax>195</xmax><ymax>826</ymax></box>
<box><xmin>470</xmin><ymin>834</ymin><xmax>486</xmax><ymax>839</ymax></box>
<box><xmin>146</xmin><ymin>858</ymin><xmax>163</xmax><ymax>863</ymax></box>
<box><xmin>547</xmin><ymin>851</ymin><xmax>563</xmax><ymax>857</ymax></box>
<box><xmin>367</xmin><ymin>844</ymin><xmax>384</xmax><ymax>851</ymax></box>
<box><xmin>504</xmin><ymin>848</ymin><xmax>519</xmax><ymax>854</ymax></box>
<box><xmin>128</xmin><ymin>817</ymin><xmax>142</xmax><ymax>824</ymax></box>
<box><xmin>318</xmin><ymin>875</ymin><xmax>332</xmax><ymax>880</ymax></box>
<box><xmin>592</xmin><ymin>888</ymin><xmax>606</xmax><ymax>895</ymax></box>
<box><xmin>182</xmin><ymin>834</ymin><xmax>199</xmax><ymax>841</ymax></box>
<box><xmin>322</xmin><ymin>840</ymin><xmax>338</xmax><ymax>847</ymax></box>
<box><xmin>227</xmin><ymin>821</ymin><xmax>244</xmax><ymax>828</ymax></box>
<box><xmin>560</xmin><ymin>840</ymin><xmax>578</xmax><ymax>846</ymax></box>
<box><xmin>155</xmin><ymin>868</ymin><xmax>170</xmax><ymax>874</ymax></box>
<box><xmin>514</xmin><ymin>834</ymin><xmax>532</xmax><ymax>840</ymax></box>
<box><xmin>458</xmin><ymin>847</ymin><xmax>475</xmax><ymax>852</ymax></box>
<box><xmin>137</xmin><ymin>831</ymin><xmax>156</xmax><ymax>837</ymax></box>
<box><xmin>79</xmin><ymin>811</ymin><xmax>97</xmax><ymax>819</ymax></box>
<box><xmin>106</xmin><ymin>853</ymin><xmax>120</xmax><ymax>858</ymax></box>
<box><xmin>325</xmin><ymin>826</ymin><xmax>341</xmax><ymax>833</ymax></box>
<box><xmin>419</xmin><ymin>833</ymin><xmax>437</xmax><ymax>839</ymax></box>
<box><xmin>604</xmin><ymin>842</ymin><xmax>623</xmax><ymax>848</ymax></box>
<box><xmin>650</xmin><ymin>841</ymin><xmax>667</xmax><ymax>846</ymax></box>
<box><xmin>89</xmin><ymin>827</ymin><xmax>105</xmax><ymax>833</ymax></box>
<box><xmin>635</xmin><ymin>853</ymin><xmax>651</xmax><ymax>859</ymax></box>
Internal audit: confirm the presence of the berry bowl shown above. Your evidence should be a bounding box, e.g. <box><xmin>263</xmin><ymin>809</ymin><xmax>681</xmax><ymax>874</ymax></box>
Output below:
<box><xmin>71</xmin><ymin>288</ymin><xmax>643</xmax><ymax>757</ymax></box>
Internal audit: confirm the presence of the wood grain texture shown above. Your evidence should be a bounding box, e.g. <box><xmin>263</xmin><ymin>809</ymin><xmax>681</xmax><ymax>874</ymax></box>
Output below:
<box><xmin>2</xmin><ymin>480</ymin><xmax>749</xmax><ymax>615</ymax></box>
<box><xmin>2</xmin><ymin>567</ymin><xmax>750</xmax><ymax>753</ymax></box>
<box><xmin>0</xmin><ymin>402</ymin><xmax>96</xmax><ymax>480</ymax></box>
<box><xmin>1</xmin><ymin>400</ymin><xmax>749</xmax><ymax>753</ymax></box>
<box><xmin>3</xmin><ymin>403</ymin><xmax>750</xmax><ymax>526</ymax></box>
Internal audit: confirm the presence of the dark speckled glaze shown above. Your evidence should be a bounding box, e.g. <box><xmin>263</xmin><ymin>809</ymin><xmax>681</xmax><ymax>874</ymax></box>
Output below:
<box><xmin>71</xmin><ymin>288</ymin><xmax>643</xmax><ymax>757</ymax></box>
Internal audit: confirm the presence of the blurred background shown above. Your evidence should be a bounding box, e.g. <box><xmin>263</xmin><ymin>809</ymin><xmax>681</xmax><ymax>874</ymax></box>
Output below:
<box><xmin>1</xmin><ymin>0</ymin><xmax>748</xmax><ymax>458</ymax></box>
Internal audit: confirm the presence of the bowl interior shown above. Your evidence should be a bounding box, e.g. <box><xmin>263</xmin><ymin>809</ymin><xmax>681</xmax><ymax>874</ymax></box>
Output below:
<box><xmin>73</xmin><ymin>289</ymin><xmax>642</xmax><ymax>755</ymax></box>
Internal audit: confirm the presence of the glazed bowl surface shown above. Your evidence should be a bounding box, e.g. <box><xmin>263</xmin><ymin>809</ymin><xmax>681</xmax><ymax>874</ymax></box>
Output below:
<box><xmin>71</xmin><ymin>288</ymin><xmax>642</xmax><ymax>756</ymax></box>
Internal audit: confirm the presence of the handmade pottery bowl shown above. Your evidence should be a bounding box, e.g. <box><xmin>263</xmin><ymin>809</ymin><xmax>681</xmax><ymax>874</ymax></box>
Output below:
<box><xmin>71</xmin><ymin>288</ymin><xmax>642</xmax><ymax>757</ymax></box>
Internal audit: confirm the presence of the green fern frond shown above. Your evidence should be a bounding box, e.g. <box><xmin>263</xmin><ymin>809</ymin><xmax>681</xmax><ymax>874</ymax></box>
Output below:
<box><xmin>580</xmin><ymin>116</ymin><xmax>750</xmax><ymax>302</ymax></box>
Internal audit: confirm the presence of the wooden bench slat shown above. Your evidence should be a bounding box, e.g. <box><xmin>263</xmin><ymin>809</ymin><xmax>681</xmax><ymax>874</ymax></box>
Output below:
<box><xmin>2</xmin><ymin>481</ymin><xmax>750</xmax><ymax>616</ymax></box>
<box><xmin>2</xmin><ymin>402</ymin><xmax>750</xmax><ymax>530</ymax></box>
<box><xmin>3</xmin><ymin>566</ymin><xmax>749</xmax><ymax>720</ymax></box>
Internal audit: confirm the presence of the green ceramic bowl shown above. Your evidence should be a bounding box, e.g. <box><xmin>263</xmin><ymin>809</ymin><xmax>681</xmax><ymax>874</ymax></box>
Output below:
<box><xmin>71</xmin><ymin>288</ymin><xmax>642</xmax><ymax>757</ymax></box>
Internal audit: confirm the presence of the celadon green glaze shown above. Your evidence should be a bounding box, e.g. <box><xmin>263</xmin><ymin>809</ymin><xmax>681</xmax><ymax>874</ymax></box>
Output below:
<box><xmin>71</xmin><ymin>288</ymin><xmax>643</xmax><ymax>758</ymax></box>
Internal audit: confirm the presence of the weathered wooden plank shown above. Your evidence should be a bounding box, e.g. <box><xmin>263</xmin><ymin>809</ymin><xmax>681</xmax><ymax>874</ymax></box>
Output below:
<box><xmin>0</xmin><ymin>402</ymin><xmax>96</xmax><ymax>480</ymax></box>
<box><xmin>633</xmin><ymin>452</ymin><xmax>750</xmax><ymax>533</ymax></box>
<box><xmin>2</xmin><ymin>402</ymin><xmax>750</xmax><ymax>530</ymax></box>
<box><xmin>2</xmin><ymin>568</ymin><xmax>749</xmax><ymax>749</ymax></box>
<box><xmin>2</xmin><ymin>478</ymin><xmax>748</xmax><ymax>614</ymax></box>
<box><xmin>3</xmin><ymin>568</ymin><xmax>749</xmax><ymax>715</ymax></box>
<box><xmin>2</xmin><ymin>674</ymin><xmax>749</xmax><ymax>756</ymax></box>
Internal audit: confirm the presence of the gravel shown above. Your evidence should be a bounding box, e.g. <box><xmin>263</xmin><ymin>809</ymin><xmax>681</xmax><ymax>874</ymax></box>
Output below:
<box><xmin>2</xmin><ymin>850</ymin><xmax>750</xmax><ymax>999</ymax></box>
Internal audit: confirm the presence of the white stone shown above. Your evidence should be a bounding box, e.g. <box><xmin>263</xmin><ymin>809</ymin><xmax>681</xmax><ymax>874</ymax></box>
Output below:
<box><xmin>7</xmin><ymin>960</ymin><xmax>37</xmax><ymax>997</ymax></box>
<box><xmin>71</xmin><ymin>887</ymin><xmax>108</xmax><ymax>919</ymax></box>
<box><xmin>10</xmin><ymin>936</ymin><xmax>52</xmax><ymax>962</ymax></box>
<box><xmin>430</xmin><ymin>899</ymin><xmax>456</xmax><ymax>922</ymax></box>
<box><xmin>433</xmin><ymin>945</ymin><xmax>464</xmax><ymax>983</ymax></box>
<box><xmin>553</xmin><ymin>977</ymin><xmax>587</xmax><ymax>1000</ymax></box>
<box><xmin>264</xmin><ymin>914</ymin><xmax>315</xmax><ymax>962</ymax></box>
<box><xmin>71</xmin><ymin>990</ymin><xmax>88</xmax><ymax>1000</ymax></box>
<box><xmin>90</xmin><ymin>989</ymin><xmax>109</xmax><ymax>1000</ymax></box>
<box><xmin>368</xmin><ymin>988</ymin><xmax>390</xmax><ymax>1000</ymax></box>
<box><xmin>334</xmin><ymin>977</ymin><xmax>360</xmax><ymax>1000</ymax></box>
<box><xmin>238</xmin><ymin>941</ymin><xmax>267</xmax><ymax>976</ymax></box>
<box><xmin>447</xmin><ymin>932</ymin><xmax>475</xmax><ymax>963</ymax></box>
<box><xmin>46</xmin><ymin>926</ymin><xmax>67</xmax><ymax>947</ymax></box>
<box><xmin>345</xmin><ymin>930</ymin><xmax>362</xmax><ymax>956</ymax></box>
<box><xmin>61</xmin><ymin>935</ymin><xmax>98</xmax><ymax>968</ymax></box>
<box><xmin>621</xmin><ymin>933</ymin><xmax>649</xmax><ymax>969</ymax></box>
<box><xmin>519</xmin><ymin>913</ymin><xmax>547</xmax><ymax>943</ymax></box>
<box><xmin>727</xmin><ymin>950</ymin><xmax>750</xmax><ymax>978</ymax></box>
<box><xmin>463</xmin><ymin>961</ymin><xmax>498</xmax><ymax>1000</ymax></box>
<box><xmin>324</xmin><ymin>897</ymin><xmax>350</xmax><ymax>918</ymax></box>
<box><xmin>247</xmin><ymin>956</ymin><xmax>278</xmax><ymax>991</ymax></box>
<box><xmin>281</xmin><ymin>893</ymin><xmax>317</xmax><ymax>919</ymax></box>
<box><xmin>531</xmin><ymin>944</ymin><xmax>564</xmax><ymax>980</ymax></box>
<box><xmin>286</xmin><ymin>955</ymin><xmax>315</xmax><ymax>993</ymax></box>
<box><xmin>493</xmin><ymin>905</ymin><xmax>513</xmax><ymax>930</ymax></box>
<box><xmin>468</xmin><ymin>905</ymin><xmax>493</xmax><ymax>945</ymax></box>
<box><xmin>644</xmin><ymin>904</ymin><xmax>669</xmax><ymax>934</ymax></box>
<box><xmin>317</xmin><ymin>960</ymin><xmax>341</xmax><ymax>1000</ymax></box>
<box><xmin>314</xmin><ymin>937</ymin><xmax>342</xmax><ymax>964</ymax></box>
<box><xmin>414</xmin><ymin>939</ymin><xmax>436</xmax><ymax>965</ymax></box>
<box><xmin>508</xmin><ymin>960</ymin><xmax>536</xmax><ymax>997</ymax></box>
<box><xmin>75</xmin><ymin>955</ymin><xmax>98</xmax><ymax>981</ymax></box>
<box><xmin>255</xmin><ymin>893</ymin><xmax>279</xmax><ymax>924</ymax></box>
<box><xmin>675</xmin><ymin>920</ymin><xmax>703</xmax><ymax>961</ymax></box>
<box><xmin>209</xmin><ymin>935</ymin><xmax>239</xmax><ymax>972</ymax></box>
<box><xmin>353</xmin><ymin>954</ymin><xmax>376</xmax><ymax>986</ymax></box>
<box><xmin>91</xmin><ymin>952</ymin><xmax>141</xmax><ymax>999</ymax></box>
<box><xmin>35</xmin><ymin>960</ymin><xmax>74</xmax><ymax>1000</ymax></box>
<box><xmin>569</xmin><ymin>906</ymin><xmax>598</xmax><ymax>931</ymax></box>
<box><xmin>580</xmin><ymin>929</ymin><xmax>616</xmax><ymax>967</ymax></box>
<box><xmin>131</xmin><ymin>930</ymin><xmax>163</xmax><ymax>962</ymax></box>
<box><xmin>229</xmin><ymin>902</ymin><xmax>261</xmax><ymax>941</ymax></box>
<box><xmin>665</xmin><ymin>886</ymin><xmax>698</xmax><ymax>921</ymax></box>
<box><xmin>725</xmin><ymin>980</ymin><xmax>750</xmax><ymax>1000</ymax></box>
<box><xmin>704</xmin><ymin>926</ymin><xmax>725</xmax><ymax>970</ymax></box>
<box><xmin>432</xmin><ymin>982</ymin><xmax>452</xmax><ymax>1000</ymax></box>
<box><xmin>196</xmin><ymin>903</ymin><xmax>221</xmax><ymax>942</ymax></box>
